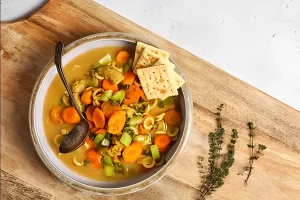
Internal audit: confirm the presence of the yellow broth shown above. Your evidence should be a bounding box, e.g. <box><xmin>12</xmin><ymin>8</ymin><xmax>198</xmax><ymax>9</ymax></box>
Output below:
<box><xmin>43</xmin><ymin>46</ymin><xmax>181</xmax><ymax>181</ymax></box>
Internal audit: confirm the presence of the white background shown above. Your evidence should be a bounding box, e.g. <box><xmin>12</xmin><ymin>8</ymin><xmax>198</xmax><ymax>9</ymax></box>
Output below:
<box><xmin>94</xmin><ymin>0</ymin><xmax>300</xmax><ymax>111</ymax></box>
<box><xmin>1</xmin><ymin>0</ymin><xmax>299</xmax><ymax>110</ymax></box>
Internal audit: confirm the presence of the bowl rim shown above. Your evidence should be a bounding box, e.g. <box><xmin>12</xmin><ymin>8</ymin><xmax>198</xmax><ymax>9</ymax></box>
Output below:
<box><xmin>29</xmin><ymin>32</ymin><xmax>193</xmax><ymax>196</ymax></box>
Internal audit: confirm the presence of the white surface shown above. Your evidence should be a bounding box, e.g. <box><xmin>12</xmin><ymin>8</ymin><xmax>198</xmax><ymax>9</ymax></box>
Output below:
<box><xmin>95</xmin><ymin>0</ymin><xmax>300</xmax><ymax>111</ymax></box>
<box><xmin>1</xmin><ymin>0</ymin><xmax>47</xmax><ymax>22</ymax></box>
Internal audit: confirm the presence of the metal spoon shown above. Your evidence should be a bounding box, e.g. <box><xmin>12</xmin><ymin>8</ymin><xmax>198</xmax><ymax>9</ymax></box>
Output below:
<box><xmin>54</xmin><ymin>41</ymin><xmax>90</xmax><ymax>153</ymax></box>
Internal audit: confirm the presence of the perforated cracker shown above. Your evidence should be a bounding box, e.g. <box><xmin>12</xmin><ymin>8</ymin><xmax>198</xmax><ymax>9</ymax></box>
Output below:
<box><xmin>153</xmin><ymin>58</ymin><xmax>175</xmax><ymax>70</ymax></box>
<box><xmin>137</xmin><ymin>65</ymin><xmax>178</xmax><ymax>100</ymax></box>
<box><xmin>133</xmin><ymin>42</ymin><xmax>170</xmax><ymax>68</ymax></box>
<box><xmin>173</xmin><ymin>71</ymin><xmax>185</xmax><ymax>89</ymax></box>
<box><xmin>133</xmin><ymin>48</ymin><xmax>160</xmax><ymax>74</ymax></box>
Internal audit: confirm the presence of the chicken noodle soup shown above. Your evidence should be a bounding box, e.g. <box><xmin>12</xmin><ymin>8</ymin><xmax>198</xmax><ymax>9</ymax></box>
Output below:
<box><xmin>43</xmin><ymin>44</ymin><xmax>184</xmax><ymax>181</ymax></box>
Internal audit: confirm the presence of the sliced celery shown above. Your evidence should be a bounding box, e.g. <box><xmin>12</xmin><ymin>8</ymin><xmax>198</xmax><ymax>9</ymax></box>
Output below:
<box><xmin>99</xmin><ymin>54</ymin><xmax>112</xmax><ymax>65</ymax></box>
<box><xmin>93</xmin><ymin>134</ymin><xmax>106</xmax><ymax>148</ymax></box>
<box><xmin>103</xmin><ymin>164</ymin><xmax>114</xmax><ymax>176</ymax></box>
<box><xmin>150</xmin><ymin>145</ymin><xmax>160</xmax><ymax>160</ymax></box>
<box><xmin>111</xmin><ymin>90</ymin><xmax>126</xmax><ymax>103</ymax></box>
<box><xmin>103</xmin><ymin>156</ymin><xmax>113</xmax><ymax>165</ymax></box>
<box><xmin>99</xmin><ymin>90</ymin><xmax>113</xmax><ymax>101</ymax></box>
<box><xmin>120</xmin><ymin>132</ymin><xmax>132</xmax><ymax>147</ymax></box>
<box><xmin>123</xmin><ymin>63</ymin><xmax>131</xmax><ymax>73</ymax></box>
<box><xmin>128</xmin><ymin>116</ymin><xmax>143</xmax><ymax>126</ymax></box>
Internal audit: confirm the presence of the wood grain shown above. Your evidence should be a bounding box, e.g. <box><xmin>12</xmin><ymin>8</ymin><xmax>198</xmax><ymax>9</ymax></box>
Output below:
<box><xmin>1</xmin><ymin>0</ymin><xmax>300</xmax><ymax>199</ymax></box>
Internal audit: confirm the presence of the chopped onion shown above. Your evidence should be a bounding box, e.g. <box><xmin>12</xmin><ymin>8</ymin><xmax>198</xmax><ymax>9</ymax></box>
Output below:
<box><xmin>142</xmin><ymin>156</ymin><xmax>156</xmax><ymax>168</ymax></box>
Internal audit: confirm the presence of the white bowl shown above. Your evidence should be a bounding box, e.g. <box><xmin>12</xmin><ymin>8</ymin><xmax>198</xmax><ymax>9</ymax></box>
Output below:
<box><xmin>29</xmin><ymin>32</ymin><xmax>193</xmax><ymax>195</ymax></box>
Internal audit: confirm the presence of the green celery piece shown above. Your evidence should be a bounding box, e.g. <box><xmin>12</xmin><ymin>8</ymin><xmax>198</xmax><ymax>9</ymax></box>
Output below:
<box><xmin>99</xmin><ymin>54</ymin><xmax>112</xmax><ymax>65</ymax></box>
<box><xmin>150</xmin><ymin>145</ymin><xmax>160</xmax><ymax>160</ymax></box>
<box><xmin>120</xmin><ymin>132</ymin><xmax>132</xmax><ymax>147</ymax></box>
<box><xmin>99</xmin><ymin>90</ymin><xmax>113</xmax><ymax>101</ymax></box>
<box><xmin>111</xmin><ymin>90</ymin><xmax>126</xmax><ymax>102</ymax></box>
<box><xmin>103</xmin><ymin>156</ymin><xmax>113</xmax><ymax>165</ymax></box>
<box><xmin>103</xmin><ymin>164</ymin><xmax>114</xmax><ymax>177</ymax></box>
<box><xmin>94</xmin><ymin>134</ymin><xmax>106</xmax><ymax>147</ymax></box>
<box><xmin>123</xmin><ymin>63</ymin><xmax>131</xmax><ymax>73</ymax></box>
<box><xmin>163</xmin><ymin>96</ymin><xmax>175</xmax><ymax>106</ymax></box>
<box><xmin>128</xmin><ymin>116</ymin><xmax>143</xmax><ymax>126</ymax></box>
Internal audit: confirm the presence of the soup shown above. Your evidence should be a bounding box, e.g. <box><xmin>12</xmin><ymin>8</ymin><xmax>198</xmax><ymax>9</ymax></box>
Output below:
<box><xmin>43</xmin><ymin>45</ymin><xmax>183</xmax><ymax>181</ymax></box>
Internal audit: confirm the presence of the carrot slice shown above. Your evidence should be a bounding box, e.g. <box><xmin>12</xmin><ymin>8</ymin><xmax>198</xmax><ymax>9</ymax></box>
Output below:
<box><xmin>163</xmin><ymin>109</ymin><xmax>182</xmax><ymax>126</ymax></box>
<box><xmin>101</xmin><ymin>101</ymin><xmax>121</xmax><ymax>118</ymax></box>
<box><xmin>95</xmin><ymin>128</ymin><xmax>107</xmax><ymax>134</ymax></box>
<box><xmin>138</xmin><ymin>124</ymin><xmax>148</xmax><ymax>134</ymax></box>
<box><xmin>86</xmin><ymin>149</ymin><xmax>101</xmax><ymax>168</ymax></box>
<box><xmin>122</xmin><ymin>142</ymin><xmax>143</xmax><ymax>163</ymax></box>
<box><xmin>121</xmin><ymin>72</ymin><xmax>136</xmax><ymax>85</ymax></box>
<box><xmin>107</xmin><ymin>111</ymin><xmax>126</xmax><ymax>134</ymax></box>
<box><xmin>61</xmin><ymin>107</ymin><xmax>81</xmax><ymax>124</ymax></box>
<box><xmin>93</xmin><ymin>107</ymin><xmax>105</xmax><ymax>128</ymax></box>
<box><xmin>85</xmin><ymin>137</ymin><xmax>95</xmax><ymax>149</ymax></box>
<box><xmin>91</xmin><ymin>127</ymin><xmax>100</xmax><ymax>134</ymax></box>
<box><xmin>123</xmin><ymin>85</ymin><xmax>142</xmax><ymax>105</ymax></box>
<box><xmin>102</xmin><ymin>79</ymin><xmax>119</xmax><ymax>93</ymax></box>
<box><xmin>85</xmin><ymin>105</ymin><xmax>95</xmax><ymax>121</ymax></box>
<box><xmin>116</xmin><ymin>51</ymin><xmax>130</xmax><ymax>65</ymax></box>
<box><xmin>50</xmin><ymin>106</ymin><xmax>64</xmax><ymax>124</ymax></box>
<box><xmin>158</xmin><ymin>145</ymin><xmax>169</xmax><ymax>152</ymax></box>
<box><xmin>88</xmin><ymin>120</ymin><xmax>95</xmax><ymax>129</ymax></box>
<box><xmin>81</xmin><ymin>89</ymin><xmax>93</xmax><ymax>105</ymax></box>
<box><xmin>154</xmin><ymin>134</ymin><xmax>171</xmax><ymax>149</ymax></box>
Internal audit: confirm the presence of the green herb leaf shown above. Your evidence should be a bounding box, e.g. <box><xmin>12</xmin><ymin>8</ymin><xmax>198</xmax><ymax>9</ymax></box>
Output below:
<box><xmin>58</xmin><ymin>98</ymin><xmax>63</xmax><ymax>106</ymax></box>
<box><xmin>158</xmin><ymin>100</ymin><xmax>164</xmax><ymax>108</ymax></box>
<box><xmin>238</xmin><ymin>122</ymin><xmax>267</xmax><ymax>186</ymax></box>
<box><xmin>198</xmin><ymin>104</ymin><xmax>238</xmax><ymax>200</ymax></box>
<box><xmin>83</xmin><ymin>159</ymin><xmax>90</xmax><ymax>166</ymax></box>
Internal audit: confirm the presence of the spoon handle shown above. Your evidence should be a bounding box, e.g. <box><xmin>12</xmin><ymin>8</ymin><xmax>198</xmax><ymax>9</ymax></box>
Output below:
<box><xmin>54</xmin><ymin>41</ymin><xmax>86</xmax><ymax>120</ymax></box>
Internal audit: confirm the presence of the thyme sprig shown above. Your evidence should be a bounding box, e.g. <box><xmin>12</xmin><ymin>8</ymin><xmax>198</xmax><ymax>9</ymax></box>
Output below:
<box><xmin>238</xmin><ymin>122</ymin><xmax>267</xmax><ymax>186</ymax></box>
<box><xmin>198</xmin><ymin>104</ymin><xmax>238</xmax><ymax>200</ymax></box>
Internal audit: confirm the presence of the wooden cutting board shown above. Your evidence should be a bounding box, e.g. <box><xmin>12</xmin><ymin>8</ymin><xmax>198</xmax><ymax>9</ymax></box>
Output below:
<box><xmin>1</xmin><ymin>0</ymin><xmax>300</xmax><ymax>199</ymax></box>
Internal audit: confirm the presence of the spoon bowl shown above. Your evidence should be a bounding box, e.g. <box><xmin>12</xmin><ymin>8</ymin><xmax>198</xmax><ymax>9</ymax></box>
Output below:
<box><xmin>54</xmin><ymin>41</ymin><xmax>90</xmax><ymax>153</ymax></box>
